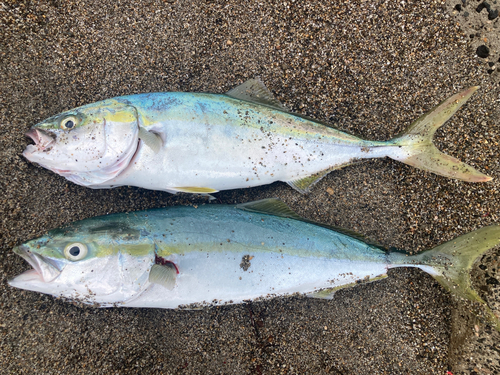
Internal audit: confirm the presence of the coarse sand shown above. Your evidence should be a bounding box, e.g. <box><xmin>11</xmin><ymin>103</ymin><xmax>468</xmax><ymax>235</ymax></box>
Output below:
<box><xmin>1</xmin><ymin>0</ymin><xmax>499</xmax><ymax>373</ymax></box>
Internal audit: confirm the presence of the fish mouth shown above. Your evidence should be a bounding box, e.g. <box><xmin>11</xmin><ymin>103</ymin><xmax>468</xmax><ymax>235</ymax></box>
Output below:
<box><xmin>23</xmin><ymin>129</ymin><xmax>73</xmax><ymax>174</ymax></box>
<box><xmin>9</xmin><ymin>245</ymin><xmax>61</xmax><ymax>284</ymax></box>
<box><xmin>25</xmin><ymin>128</ymin><xmax>56</xmax><ymax>152</ymax></box>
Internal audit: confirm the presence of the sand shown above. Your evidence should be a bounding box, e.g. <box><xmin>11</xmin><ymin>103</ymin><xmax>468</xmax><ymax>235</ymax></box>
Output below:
<box><xmin>1</xmin><ymin>0</ymin><xmax>499</xmax><ymax>373</ymax></box>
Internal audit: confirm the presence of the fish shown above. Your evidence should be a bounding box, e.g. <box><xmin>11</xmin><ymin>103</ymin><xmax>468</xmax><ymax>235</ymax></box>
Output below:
<box><xmin>23</xmin><ymin>80</ymin><xmax>491</xmax><ymax>195</ymax></box>
<box><xmin>8</xmin><ymin>199</ymin><xmax>500</xmax><ymax>330</ymax></box>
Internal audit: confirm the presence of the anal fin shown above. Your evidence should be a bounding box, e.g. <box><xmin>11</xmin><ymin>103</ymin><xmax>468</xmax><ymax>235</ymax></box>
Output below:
<box><xmin>307</xmin><ymin>274</ymin><xmax>388</xmax><ymax>300</ymax></box>
<box><xmin>286</xmin><ymin>169</ymin><xmax>332</xmax><ymax>194</ymax></box>
<box><xmin>307</xmin><ymin>287</ymin><xmax>338</xmax><ymax>300</ymax></box>
<box><xmin>286</xmin><ymin>159</ymin><xmax>367</xmax><ymax>194</ymax></box>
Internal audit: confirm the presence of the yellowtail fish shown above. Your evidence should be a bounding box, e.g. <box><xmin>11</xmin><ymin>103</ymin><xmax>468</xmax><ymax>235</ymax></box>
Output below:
<box><xmin>23</xmin><ymin>80</ymin><xmax>491</xmax><ymax>194</ymax></box>
<box><xmin>9</xmin><ymin>199</ymin><xmax>500</xmax><ymax>330</ymax></box>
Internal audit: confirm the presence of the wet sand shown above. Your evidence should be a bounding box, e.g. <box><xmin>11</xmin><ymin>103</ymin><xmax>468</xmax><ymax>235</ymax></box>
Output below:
<box><xmin>1</xmin><ymin>0</ymin><xmax>499</xmax><ymax>373</ymax></box>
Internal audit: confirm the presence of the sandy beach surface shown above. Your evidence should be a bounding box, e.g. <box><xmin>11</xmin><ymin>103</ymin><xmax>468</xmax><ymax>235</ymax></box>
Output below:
<box><xmin>1</xmin><ymin>0</ymin><xmax>499</xmax><ymax>373</ymax></box>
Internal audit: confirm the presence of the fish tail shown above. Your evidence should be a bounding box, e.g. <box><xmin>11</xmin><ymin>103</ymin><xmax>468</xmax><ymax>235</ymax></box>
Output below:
<box><xmin>389</xmin><ymin>86</ymin><xmax>492</xmax><ymax>182</ymax></box>
<box><xmin>408</xmin><ymin>224</ymin><xmax>500</xmax><ymax>330</ymax></box>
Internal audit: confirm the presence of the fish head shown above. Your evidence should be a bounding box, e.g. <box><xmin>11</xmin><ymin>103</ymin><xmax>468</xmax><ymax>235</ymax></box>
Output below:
<box><xmin>8</xmin><ymin>219</ymin><xmax>156</xmax><ymax>306</ymax></box>
<box><xmin>23</xmin><ymin>99</ymin><xmax>140</xmax><ymax>186</ymax></box>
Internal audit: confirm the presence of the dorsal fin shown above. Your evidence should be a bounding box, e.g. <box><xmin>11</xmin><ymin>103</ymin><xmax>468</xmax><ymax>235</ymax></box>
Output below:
<box><xmin>225</xmin><ymin>79</ymin><xmax>287</xmax><ymax>111</ymax></box>
<box><xmin>236</xmin><ymin>198</ymin><xmax>386</xmax><ymax>250</ymax></box>
<box><xmin>226</xmin><ymin>79</ymin><xmax>358</xmax><ymax>135</ymax></box>
<box><xmin>236</xmin><ymin>198</ymin><xmax>302</xmax><ymax>220</ymax></box>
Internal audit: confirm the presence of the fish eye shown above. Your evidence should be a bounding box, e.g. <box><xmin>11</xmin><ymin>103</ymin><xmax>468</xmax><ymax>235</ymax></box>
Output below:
<box><xmin>60</xmin><ymin>116</ymin><xmax>78</xmax><ymax>130</ymax></box>
<box><xmin>64</xmin><ymin>242</ymin><xmax>88</xmax><ymax>261</ymax></box>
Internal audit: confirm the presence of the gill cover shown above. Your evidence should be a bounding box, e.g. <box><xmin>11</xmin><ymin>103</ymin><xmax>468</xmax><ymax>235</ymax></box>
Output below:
<box><xmin>23</xmin><ymin>99</ymin><xmax>140</xmax><ymax>186</ymax></box>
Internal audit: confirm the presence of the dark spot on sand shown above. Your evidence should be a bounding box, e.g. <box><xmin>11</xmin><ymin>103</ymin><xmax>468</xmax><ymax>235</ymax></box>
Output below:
<box><xmin>476</xmin><ymin>45</ymin><xmax>490</xmax><ymax>58</ymax></box>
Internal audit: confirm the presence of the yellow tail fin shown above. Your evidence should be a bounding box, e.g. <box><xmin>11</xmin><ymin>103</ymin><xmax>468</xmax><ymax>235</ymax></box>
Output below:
<box><xmin>391</xmin><ymin>86</ymin><xmax>491</xmax><ymax>182</ymax></box>
<box><xmin>411</xmin><ymin>224</ymin><xmax>500</xmax><ymax>330</ymax></box>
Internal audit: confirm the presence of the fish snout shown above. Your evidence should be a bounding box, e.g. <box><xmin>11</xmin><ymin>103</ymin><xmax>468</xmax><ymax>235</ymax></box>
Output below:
<box><xmin>25</xmin><ymin>128</ymin><xmax>56</xmax><ymax>151</ymax></box>
<box><xmin>13</xmin><ymin>244</ymin><xmax>61</xmax><ymax>282</ymax></box>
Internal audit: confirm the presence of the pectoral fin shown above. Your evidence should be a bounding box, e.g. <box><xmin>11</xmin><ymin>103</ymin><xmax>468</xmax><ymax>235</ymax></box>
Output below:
<box><xmin>138</xmin><ymin>127</ymin><xmax>163</xmax><ymax>153</ymax></box>
<box><xmin>149</xmin><ymin>263</ymin><xmax>177</xmax><ymax>290</ymax></box>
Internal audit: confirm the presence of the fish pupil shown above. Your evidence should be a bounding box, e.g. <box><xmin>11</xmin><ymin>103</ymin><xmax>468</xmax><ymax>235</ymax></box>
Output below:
<box><xmin>69</xmin><ymin>246</ymin><xmax>80</xmax><ymax>256</ymax></box>
<box><xmin>65</xmin><ymin>120</ymin><xmax>74</xmax><ymax>129</ymax></box>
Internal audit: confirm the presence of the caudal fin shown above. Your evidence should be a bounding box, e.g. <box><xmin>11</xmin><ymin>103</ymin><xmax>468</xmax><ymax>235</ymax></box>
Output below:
<box><xmin>391</xmin><ymin>87</ymin><xmax>492</xmax><ymax>182</ymax></box>
<box><xmin>411</xmin><ymin>224</ymin><xmax>500</xmax><ymax>330</ymax></box>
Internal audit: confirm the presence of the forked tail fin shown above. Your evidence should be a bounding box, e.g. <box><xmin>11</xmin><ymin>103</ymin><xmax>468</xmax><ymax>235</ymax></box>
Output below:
<box><xmin>390</xmin><ymin>86</ymin><xmax>492</xmax><ymax>182</ymax></box>
<box><xmin>409</xmin><ymin>224</ymin><xmax>500</xmax><ymax>330</ymax></box>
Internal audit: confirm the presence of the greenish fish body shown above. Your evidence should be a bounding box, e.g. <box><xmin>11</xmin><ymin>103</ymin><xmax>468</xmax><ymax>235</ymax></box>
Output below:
<box><xmin>23</xmin><ymin>80</ymin><xmax>490</xmax><ymax>194</ymax></box>
<box><xmin>9</xmin><ymin>199</ymin><xmax>500</xmax><ymax>329</ymax></box>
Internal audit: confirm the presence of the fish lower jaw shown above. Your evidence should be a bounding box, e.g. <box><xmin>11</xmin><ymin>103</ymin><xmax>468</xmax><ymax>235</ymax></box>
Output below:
<box><xmin>22</xmin><ymin>148</ymin><xmax>72</xmax><ymax>175</ymax></box>
<box><xmin>8</xmin><ymin>269</ymin><xmax>43</xmax><ymax>289</ymax></box>
<box><xmin>23</xmin><ymin>144</ymin><xmax>41</xmax><ymax>158</ymax></box>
